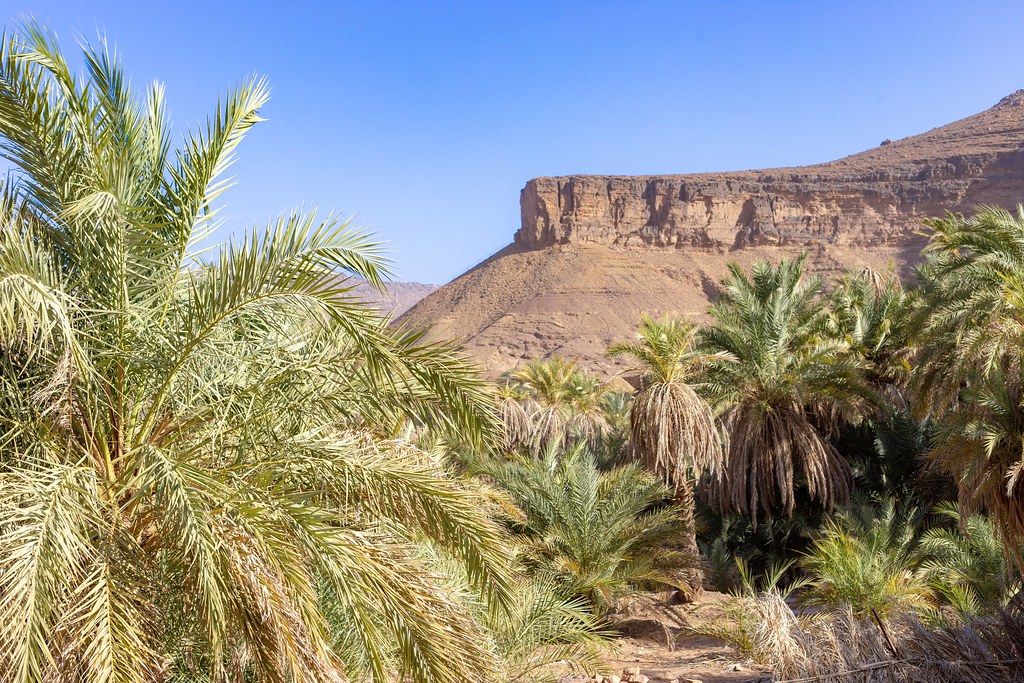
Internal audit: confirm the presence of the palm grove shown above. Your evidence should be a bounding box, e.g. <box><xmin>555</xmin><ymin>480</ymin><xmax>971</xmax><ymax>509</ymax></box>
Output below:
<box><xmin>1</xmin><ymin>23</ymin><xmax>1023</xmax><ymax>683</ymax></box>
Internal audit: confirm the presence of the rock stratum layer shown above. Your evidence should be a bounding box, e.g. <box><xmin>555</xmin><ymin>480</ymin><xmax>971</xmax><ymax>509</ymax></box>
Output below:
<box><xmin>402</xmin><ymin>92</ymin><xmax>1024</xmax><ymax>376</ymax></box>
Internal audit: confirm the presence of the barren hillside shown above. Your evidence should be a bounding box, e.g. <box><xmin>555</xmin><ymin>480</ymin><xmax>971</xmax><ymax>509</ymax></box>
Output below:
<box><xmin>402</xmin><ymin>92</ymin><xmax>1024</xmax><ymax>376</ymax></box>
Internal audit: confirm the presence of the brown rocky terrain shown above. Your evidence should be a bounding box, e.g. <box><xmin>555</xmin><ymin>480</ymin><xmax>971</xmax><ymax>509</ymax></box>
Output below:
<box><xmin>402</xmin><ymin>92</ymin><xmax>1024</xmax><ymax>376</ymax></box>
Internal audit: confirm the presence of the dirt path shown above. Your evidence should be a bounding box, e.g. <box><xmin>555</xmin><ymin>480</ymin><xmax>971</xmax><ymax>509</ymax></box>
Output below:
<box><xmin>603</xmin><ymin>592</ymin><xmax>772</xmax><ymax>683</ymax></box>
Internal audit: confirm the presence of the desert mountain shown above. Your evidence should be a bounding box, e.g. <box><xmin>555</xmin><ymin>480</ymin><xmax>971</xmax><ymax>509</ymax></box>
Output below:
<box><xmin>401</xmin><ymin>92</ymin><xmax>1024</xmax><ymax>377</ymax></box>
<box><xmin>354</xmin><ymin>281</ymin><xmax>437</xmax><ymax>316</ymax></box>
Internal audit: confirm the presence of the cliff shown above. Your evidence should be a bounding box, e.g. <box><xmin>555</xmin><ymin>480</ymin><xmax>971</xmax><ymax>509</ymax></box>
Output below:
<box><xmin>402</xmin><ymin>92</ymin><xmax>1024</xmax><ymax>376</ymax></box>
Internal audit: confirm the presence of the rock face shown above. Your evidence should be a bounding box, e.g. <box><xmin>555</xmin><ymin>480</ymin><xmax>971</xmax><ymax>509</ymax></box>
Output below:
<box><xmin>519</xmin><ymin>92</ymin><xmax>1024</xmax><ymax>253</ymax></box>
<box><xmin>402</xmin><ymin>92</ymin><xmax>1024</xmax><ymax>376</ymax></box>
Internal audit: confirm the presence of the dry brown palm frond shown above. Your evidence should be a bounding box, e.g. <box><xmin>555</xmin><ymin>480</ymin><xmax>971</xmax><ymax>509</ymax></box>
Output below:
<box><xmin>499</xmin><ymin>358</ymin><xmax>614</xmax><ymax>455</ymax></box>
<box><xmin>751</xmin><ymin>591</ymin><xmax>816</xmax><ymax>676</ymax></box>
<box><xmin>712</xmin><ymin>403</ymin><xmax>851</xmax><ymax>521</ymax></box>
<box><xmin>565</xmin><ymin>410</ymin><xmax>610</xmax><ymax>455</ymax></box>
<box><xmin>630</xmin><ymin>380</ymin><xmax>724</xmax><ymax>488</ymax></box>
<box><xmin>498</xmin><ymin>388</ymin><xmax>533</xmax><ymax>449</ymax></box>
<box><xmin>526</xmin><ymin>403</ymin><xmax>568</xmax><ymax>453</ymax></box>
<box><xmin>693</xmin><ymin>588</ymin><xmax>1024</xmax><ymax>683</ymax></box>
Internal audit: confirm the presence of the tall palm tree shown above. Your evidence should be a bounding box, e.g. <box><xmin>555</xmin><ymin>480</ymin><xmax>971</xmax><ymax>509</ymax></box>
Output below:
<box><xmin>0</xmin><ymin>25</ymin><xmax>510</xmax><ymax>683</ymax></box>
<box><xmin>914</xmin><ymin>206</ymin><xmax>1024</xmax><ymax>571</ymax></box>
<box><xmin>608</xmin><ymin>314</ymin><xmax>725</xmax><ymax>586</ymax></box>
<box><xmin>913</xmin><ymin>205</ymin><xmax>1024</xmax><ymax>410</ymax></box>
<box><xmin>700</xmin><ymin>256</ymin><xmax>874</xmax><ymax>521</ymax></box>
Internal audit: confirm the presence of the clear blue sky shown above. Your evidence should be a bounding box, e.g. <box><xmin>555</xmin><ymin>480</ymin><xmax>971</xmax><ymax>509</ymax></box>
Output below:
<box><xmin>5</xmin><ymin>1</ymin><xmax>1024</xmax><ymax>283</ymax></box>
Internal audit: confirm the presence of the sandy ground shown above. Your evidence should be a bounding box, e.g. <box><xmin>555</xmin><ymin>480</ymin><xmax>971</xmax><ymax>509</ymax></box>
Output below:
<box><xmin>602</xmin><ymin>592</ymin><xmax>772</xmax><ymax>683</ymax></box>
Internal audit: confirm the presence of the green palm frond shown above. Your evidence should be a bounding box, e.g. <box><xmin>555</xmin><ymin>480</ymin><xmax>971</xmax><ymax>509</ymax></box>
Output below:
<box><xmin>699</xmin><ymin>255</ymin><xmax>875</xmax><ymax>520</ymax></box>
<box><xmin>0</xmin><ymin>24</ymin><xmax>506</xmax><ymax>683</ymax></box>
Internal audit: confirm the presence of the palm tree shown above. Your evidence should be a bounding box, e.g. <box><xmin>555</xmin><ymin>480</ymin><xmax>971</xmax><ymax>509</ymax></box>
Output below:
<box><xmin>502</xmin><ymin>357</ymin><xmax>610</xmax><ymax>454</ymax></box>
<box><xmin>827</xmin><ymin>269</ymin><xmax>915</xmax><ymax>402</ymax></box>
<box><xmin>927</xmin><ymin>365</ymin><xmax>1024</xmax><ymax>571</ymax></box>
<box><xmin>0</xmin><ymin>25</ymin><xmax>510</xmax><ymax>683</ymax></box>
<box><xmin>479</xmin><ymin>443</ymin><xmax>694</xmax><ymax>614</ymax></box>
<box><xmin>913</xmin><ymin>205</ymin><xmax>1024</xmax><ymax>410</ymax></box>
<box><xmin>700</xmin><ymin>256</ymin><xmax>874</xmax><ymax>520</ymax></box>
<box><xmin>454</xmin><ymin>574</ymin><xmax>609</xmax><ymax>683</ymax></box>
<box><xmin>608</xmin><ymin>314</ymin><xmax>725</xmax><ymax>591</ymax></box>
<box><xmin>801</xmin><ymin>499</ymin><xmax>933</xmax><ymax>619</ymax></box>
<box><xmin>917</xmin><ymin>502</ymin><xmax>1021</xmax><ymax>617</ymax></box>
<box><xmin>914</xmin><ymin>206</ymin><xmax>1024</xmax><ymax>570</ymax></box>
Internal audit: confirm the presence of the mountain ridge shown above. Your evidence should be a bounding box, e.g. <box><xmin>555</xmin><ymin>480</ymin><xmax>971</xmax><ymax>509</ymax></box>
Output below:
<box><xmin>402</xmin><ymin>92</ymin><xmax>1024</xmax><ymax>376</ymax></box>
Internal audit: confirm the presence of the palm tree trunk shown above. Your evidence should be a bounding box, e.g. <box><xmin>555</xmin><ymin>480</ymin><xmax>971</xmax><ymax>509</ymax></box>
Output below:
<box><xmin>675</xmin><ymin>476</ymin><xmax>704</xmax><ymax>602</ymax></box>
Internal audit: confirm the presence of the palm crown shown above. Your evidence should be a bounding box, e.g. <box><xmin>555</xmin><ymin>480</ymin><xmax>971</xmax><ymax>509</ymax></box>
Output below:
<box><xmin>608</xmin><ymin>314</ymin><xmax>725</xmax><ymax>486</ymax></box>
<box><xmin>0</xmin><ymin>24</ymin><xmax>509</xmax><ymax>683</ymax></box>
<box><xmin>700</xmin><ymin>256</ymin><xmax>874</xmax><ymax>520</ymax></box>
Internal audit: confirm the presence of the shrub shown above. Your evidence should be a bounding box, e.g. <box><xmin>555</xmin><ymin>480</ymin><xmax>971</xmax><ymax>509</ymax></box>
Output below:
<box><xmin>478</xmin><ymin>444</ymin><xmax>694</xmax><ymax>613</ymax></box>
<box><xmin>801</xmin><ymin>500</ymin><xmax>933</xmax><ymax>618</ymax></box>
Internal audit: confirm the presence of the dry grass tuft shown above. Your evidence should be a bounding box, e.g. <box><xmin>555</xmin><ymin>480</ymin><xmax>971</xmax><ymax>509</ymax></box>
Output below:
<box><xmin>692</xmin><ymin>590</ymin><xmax>1024</xmax><ymax>682</ymax></box>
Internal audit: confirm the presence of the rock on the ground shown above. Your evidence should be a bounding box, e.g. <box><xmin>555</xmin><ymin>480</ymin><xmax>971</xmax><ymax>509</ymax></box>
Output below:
<box><xmin>557</xmin><ymin>676</ymin><xmax>589</xmax><ymax>683</ymax></box>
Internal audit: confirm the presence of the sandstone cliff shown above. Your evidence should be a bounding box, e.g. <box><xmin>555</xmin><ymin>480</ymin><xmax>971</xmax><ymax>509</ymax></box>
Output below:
<box><xmin>402</xmin><ymin>92</ymin><xmax>1024</xmax><ymax>376</ymax></box>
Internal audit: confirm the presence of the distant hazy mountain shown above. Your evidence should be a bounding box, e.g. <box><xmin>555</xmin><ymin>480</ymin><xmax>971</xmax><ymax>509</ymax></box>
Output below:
<box><xmin>353</xmin><ymin>280</ymin><xmax>438</xmax><ymax>316</ymax></box>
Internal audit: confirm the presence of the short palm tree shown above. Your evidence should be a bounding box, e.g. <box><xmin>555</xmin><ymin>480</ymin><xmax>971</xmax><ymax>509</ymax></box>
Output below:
<box><xmin>473</xmin><ymin>577</ymin><xmax>609</xmax><ymax>683</ymax></box>
<box><xmin>802</xmin><ymin>500</ymin><xmax>933</xmax><ymax>619</ymax></box>
<box><xmin>700</xmin><ymin>256</ymin><xmax>874</xmax><ymax>520</ymax></box>
<box><xmin>0</xmin><ymin>25</ymin><xmax>509</xmax><ymax>683</ymax></box>
<box><xmin>608</xmin><ymin>314</ymin><xmax>726</xmax><ymax>587</ymax></box>
<box><xmin>480</xmin><ymin>443</ymin><xmax>693</xmax><ymax>614</ymax></box>
<box><xmin>917</xmin><ymin>502</ymin><xmax>1021</xmax><ymax>616</ymax></box>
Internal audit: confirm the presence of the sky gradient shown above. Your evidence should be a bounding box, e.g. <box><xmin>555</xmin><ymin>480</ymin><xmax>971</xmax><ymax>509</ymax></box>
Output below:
<box><xmin>5</xmin><ymin>1</ymin><xmax>1024</xmax><ymax>283</ymax></box>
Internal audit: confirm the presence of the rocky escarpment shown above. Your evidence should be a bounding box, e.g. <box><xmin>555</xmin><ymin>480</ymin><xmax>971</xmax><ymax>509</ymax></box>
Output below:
<box><xmin>519</xmin><ymin>91</ymin><xmax>1024</xmax><ymax>253</ymax></box>
<box><xmin>403</xmin><ymin>92</ymin><xmax>1024</xmax><ymax>376</ymax></box>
